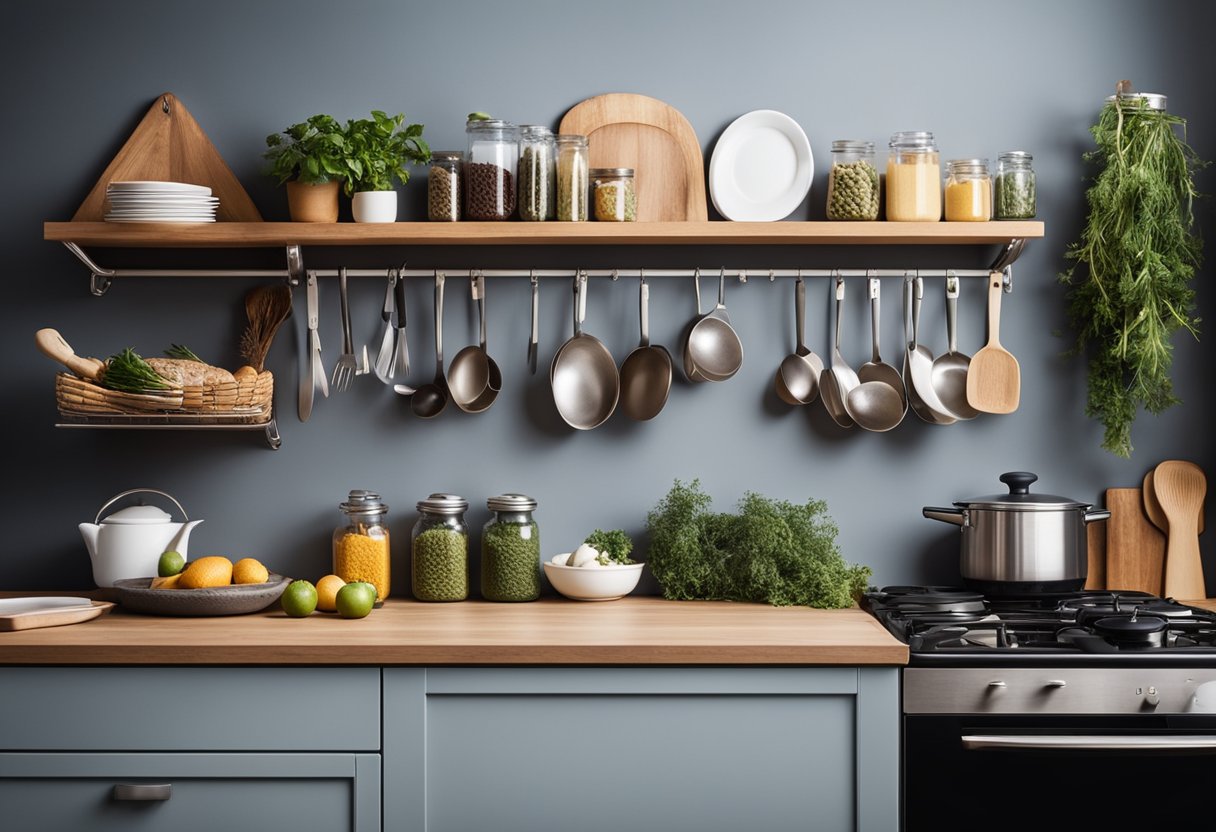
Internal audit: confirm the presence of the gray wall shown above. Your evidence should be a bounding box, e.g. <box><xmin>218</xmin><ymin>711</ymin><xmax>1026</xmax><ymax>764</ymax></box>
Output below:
<box><xmin>5</xmin><ymin>0</ymin><xmax>1215</xmax><ymax>595</ymax></box>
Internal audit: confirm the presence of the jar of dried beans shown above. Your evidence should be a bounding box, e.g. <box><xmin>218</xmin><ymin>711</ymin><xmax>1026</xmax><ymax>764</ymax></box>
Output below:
<box><xmin>518</xmin><ymin>125</ymin><xmax>556</xmax><ymax>222</ymax></box>
<box><xmin>411</xmin><ymin>493</ymin><xmax>469</xmax><ymax>602</ymax></box>
<box><xmin>885</xmin><ymin>131</ymin><xmax>941</xmax><ymax>222</ymax></box>
<box><xmin>591</xmin><ymin>168</ymin><xmax>637</xmax><ymax>222</ymax></box>
<box><xmin>465</xmin><ymin>118</ymin><xmax>519</xmax><ymax>220</ymax></box>
<box><xmin>826</xmin><ymin>140</ymin><xmax>880</xmax><ymax>220</ymax></box>
<box><xmin>332</xmin><ymin>490</ymin><xmax>391</xmax><ymax>603</ymax></box>
<box><xmin>427</xmin><ymin>151</ymin><xmax>463</xmax><ymax>221</ymax></box>
<box><xmin>555</xmin><ymin>134</ymin><xmax>589</xmax><ymax>222</ymax></box>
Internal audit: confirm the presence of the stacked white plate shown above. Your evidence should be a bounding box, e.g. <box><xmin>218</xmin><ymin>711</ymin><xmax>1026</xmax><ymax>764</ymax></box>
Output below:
<box><xmin>104</xmin><ymin>181</ymin><xmax>219</xmax><ymax>223</ymax></box>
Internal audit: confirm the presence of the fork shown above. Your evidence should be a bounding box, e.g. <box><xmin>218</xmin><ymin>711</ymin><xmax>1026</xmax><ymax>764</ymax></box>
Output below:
<box><xmin>331</xmin><ymin>267</ymin><xmax>358</xmax><ymax>391</ymax></box>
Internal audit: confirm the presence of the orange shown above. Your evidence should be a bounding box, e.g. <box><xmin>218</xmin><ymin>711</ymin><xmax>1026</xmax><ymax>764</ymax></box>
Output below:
<box><xmin>315</xmin><ymin>574</ymin><xmax>346</xmax><ymax>613</ymax></box>
<box><xmin>232</xmin><ymin>557</ymin><xmax>270</xmax><ymax>585</ymax></box>
<box><xmin>179</xmin><ymin>556</ymin><xmax>234</xmax><ymax>589</ymax></box>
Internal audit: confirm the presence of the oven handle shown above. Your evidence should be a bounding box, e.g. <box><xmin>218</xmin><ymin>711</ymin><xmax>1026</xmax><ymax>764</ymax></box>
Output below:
<box><xmin>963</xmin><ymin>734</ymin><xmax>1216</xmax><ymax>752</ymax></box>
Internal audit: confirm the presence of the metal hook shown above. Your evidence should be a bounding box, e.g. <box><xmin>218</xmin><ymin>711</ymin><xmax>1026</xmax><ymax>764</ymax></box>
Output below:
<box><xmin>161</xmin><ymin>95</ymin><xmax>170</xmax><ymax>114</ymax></box>
<box><xmin>769</xmin><ymin>269</ymin><xmax>776</xmax><ymax>283</ymax></box>
<box><xmin>738</xmin><ymin>269</ymin><xmax>747</xmax><ymax>284</ymax></box>
<box><xmin>1002</xmin><ymin>266</ymin><xmax>1014</xmax><ymax>294</ymax></box>
<box><xmin>640</xmin><ymin>268</ymin><xmax>646</xmax><ymax>287</ymax></box>
<box><xmin>795</xmin><ymin>268</ymin><xmax>803</xmax><ymax>287</ymax></box>
<box><xmin>529</xmin><ymin>268</ymin><xmax>538</xmax><ymax>288</ymax></box>
<box><xmin>611</xmin><ymin>268</ymin><xmax>619</xmax><ymax>282</ymax></box>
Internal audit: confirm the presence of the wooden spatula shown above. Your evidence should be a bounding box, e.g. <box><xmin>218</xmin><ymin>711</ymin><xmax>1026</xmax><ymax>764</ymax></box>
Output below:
<box><xmin>965</xmin><ymin>272</ymin><xmax>1020</xmax><ymax>414</ymax></box>
<box><xmin>1154</xmin><ymin>460</ymin><xmax>1208</xmax><ymax>600</ymax></box>
<box><xmin>1145</xmin><ymin>468</ymin><xmax>1205</xmax><ymax>534</ymax></box>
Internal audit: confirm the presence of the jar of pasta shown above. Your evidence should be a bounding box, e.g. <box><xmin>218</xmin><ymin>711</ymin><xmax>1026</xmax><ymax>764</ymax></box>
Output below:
<box><xmin>944</xmin><ymin>158</ymin><xmax>992</xmax><ymax>222</ymax></box>
<box><xmin>333</xmin><ymin>490</ymin><xmax>390</xmax><ymax>604</ymax></box>
<box><xmin>591</xmin><ymin>168</ymin><xmax>637</xmax><ymax>221</ymax></box>
<box><xmin>885</xmin><ymin>131</ymin><xmax>941</xmax><ymax>222</ymax></box>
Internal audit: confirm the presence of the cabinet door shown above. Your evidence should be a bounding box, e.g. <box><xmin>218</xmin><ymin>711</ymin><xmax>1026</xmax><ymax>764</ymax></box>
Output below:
<box><xmin>384</xmin><ymin>667</ymin><xmax>899</xmax><ymax>832</ymax></box>
<box><xmin>0</xmin><ymin>752</ymin><xmax>380</xmax><ymax>832</ymax></box>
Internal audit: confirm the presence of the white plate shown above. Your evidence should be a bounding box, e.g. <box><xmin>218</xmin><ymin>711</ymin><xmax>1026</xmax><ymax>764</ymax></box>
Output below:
<box><xmin>107</xmin><ymin>195</ymin><xmax>220</xmax><ymax>204</ymax></box>
<box><xmin>106</xmin><ymin>208</ymin><xmax>217</xmax><ymax>214</ymax></box>
<box><xmin>709</xmin><ymin>110</ymin><xmax>813</xmax><ymax>222</ymax></box>
<box><xmin>108</xmin><ymin>180</ymin><xmax>212</xmax><ymax>195</ymax></box>
<box><xmin>105</xmin><ymin>216</ymin><xmax>218</xmax><ymax>223</ymax></box>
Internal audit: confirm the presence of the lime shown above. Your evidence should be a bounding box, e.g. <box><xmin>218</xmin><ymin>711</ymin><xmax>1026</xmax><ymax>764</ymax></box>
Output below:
<box><xmin>467</xmin><ymin>111</ymin><xmax>492</xmax><ymax>122</ymax></box>
<box><xmin>157</xmin><ymin>550</ymin><xmax>185</xmax><ymax>577</ymax></box>
<box><xmin>335</xmin><ymin>581</ymin><xmax>376</xmax><ymax>619</ymax></box>
<box><xmin>281</xmin><ymin>579</ymin><xmax>318</xmax><ymax>618</ymax></box>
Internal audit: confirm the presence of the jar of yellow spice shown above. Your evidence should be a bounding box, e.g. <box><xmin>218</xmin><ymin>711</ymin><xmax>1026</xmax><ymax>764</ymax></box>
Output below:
<box><xmin>333</xmin><ymin>490</ymin><xmax>391</xmax><ymax>604</ymax></box>
<box><xmin>885</xmin><ymin>131</ymin><xmax>941</xmax><ymax>222</ymax></box>
<box><xmin>944</xmin><ymin>158</ymin><xmax>992</xmax><ymax>222</ymax></box>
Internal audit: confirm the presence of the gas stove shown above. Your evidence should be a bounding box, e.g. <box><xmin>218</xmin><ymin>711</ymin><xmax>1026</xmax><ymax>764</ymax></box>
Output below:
<box><xmin>863</xmin><ymin>585</ymin><xmax>1216</xmax><ymax>666</ymax></box>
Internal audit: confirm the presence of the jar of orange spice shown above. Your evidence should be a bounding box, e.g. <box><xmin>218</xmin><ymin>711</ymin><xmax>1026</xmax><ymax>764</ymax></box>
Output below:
<box><xmin>333</xmin><ymin>490</ymin><xmax>390</xmax><ymax>604</ymax></box>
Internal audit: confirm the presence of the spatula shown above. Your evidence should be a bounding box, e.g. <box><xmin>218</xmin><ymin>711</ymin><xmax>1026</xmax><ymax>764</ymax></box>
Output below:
<box><xmin>1154</xmin><ymin>460</ymin><xmax>1208</xmax><ymax>600</ymax></box>
<box><xmin>1144</xmin><ymin>466</ymin><xmax>1205</xmax><ymax>535</ymax></box>
<box><xmin>965</xmin><ymin>271</ymin><xmax>1020</xmax><ymax>414</ymax></box>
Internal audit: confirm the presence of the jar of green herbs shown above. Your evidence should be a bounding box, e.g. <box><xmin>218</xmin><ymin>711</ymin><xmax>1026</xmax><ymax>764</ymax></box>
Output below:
<box><xmin>994</xmin><ymin>151</ymin><xmax>1036</xmax><ymax>219</ymax></box>
<box><xmin>481</xmin><ymin>493</ymin><xmax>541</xmax><ymax>602</ymax></box>
<box><xmin>518</xmin><ymin>126</ymin><xmax>556</xmax><ymax>222</ymax></box>
<box><xmin>411</xmin><ymin>493</ymin><xmax>469</xmax><ymax>602</ymax></box>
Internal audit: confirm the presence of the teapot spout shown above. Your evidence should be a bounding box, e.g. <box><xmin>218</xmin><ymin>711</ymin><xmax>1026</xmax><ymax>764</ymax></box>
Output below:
<box><xmin>166</xmin><ymin>519</ymin><xmax>204</xmax><ymax>555</ymax></box>
<box><xmin>79</xmin><ymin>523</ymin><xmax>101</xmax><ymax>560</ymax></box>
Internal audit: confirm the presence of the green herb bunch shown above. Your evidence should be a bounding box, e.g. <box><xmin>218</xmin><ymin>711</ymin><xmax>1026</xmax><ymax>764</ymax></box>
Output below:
<box><xmin>583</xmin><ymin>529</ymin><xmax>634</xmax><ymax>564</ymax></box>
<box><xmin>102</xmin><ymin>348</ymin><xmax>173</xmax><ymax>393</ymax></box>
<box><xmin>1060</xmin><ymin>93</ymin><xmax>1205</xmax><ymax>458</ymax></box>
<box><xmin>264</xmin><ymin>114</ymin><xmax>347</xmax><ymax>186</ymax></box>
<box><xmin>340</xmin><ymin>110</ymin><xmax>430</xmax><ymax>195</ymax></box>
<box><xmin>645</xmin><ymin>480</ymin><xmax>870</xmax><ymax>609</ymax></box>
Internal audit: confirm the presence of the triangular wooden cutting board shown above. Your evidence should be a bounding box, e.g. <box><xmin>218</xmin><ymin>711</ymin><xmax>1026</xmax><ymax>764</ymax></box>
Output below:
<box><xmin>1104</xmin><ymin>487</ymin><xmax>1165</xmax><ymax>596</ymax></box>
<box><xmin>72</xmin><ymin>93</ymin><xmax>262</xmax><ymax>222</ymax></box>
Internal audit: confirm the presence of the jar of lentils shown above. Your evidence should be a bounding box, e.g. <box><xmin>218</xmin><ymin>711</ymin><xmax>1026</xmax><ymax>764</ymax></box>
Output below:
<box><xmin>826</xmin><ymin>140</ymin><xmax>880</xmax><ymax>220</ymax></box>
<box><xmin>465</xmin><ymin>119</ymin><xmax>518</xmax><ymax>220</ymax></box>
<box><xmin>591</xmin><ymin>168</ymin><xmax>637</xmax><ymax>222</ymax></box>
<box><xmin>944</xmin><ymin>158</ymin><xmax>992</xmax><ymax>222</ymax></box>
<box><xmin>994</xmin><ymin>151</ymin><xmax>1036</xmax><ymax>219</ymax></box>
<box><xmin>411</xmin><ymin>493</ymin><xmax>469</xmax><ymax>602</ymax></box>
<box><xmin>555</xmin><ymin>134</ymin><xmax>589</xmax><ymax>222</ymax></box>
<box><xmin>333</xmin><ymin>490</ymin><xmax>390</xmax><ymax>603</ymax></box>
<box><xmin>885</xmin><ymin>131</ymin><xmax>941</xmax><ymax>222</ymax></box>
<box><xmin>517</xmin><ymin>126</ymin><xmax>556</xmax><ymax>222</ymax></box>
<box><xmin>481</xmin><ymin>493</ymin><xmax>541</xmax><ymax>602</ymax></box>
<box><xmin>427</xmin><ymin>151</ymin><xmax>463</xmax><ymax>221</ymax></box>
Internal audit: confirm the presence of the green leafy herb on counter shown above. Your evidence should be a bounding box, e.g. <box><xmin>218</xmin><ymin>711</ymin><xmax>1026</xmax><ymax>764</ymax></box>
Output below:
<box><xmin>645</xmin><ymin>480</ymin><xmax>870</xmax><ymax>609</ymax></box>
<box><xmin>101</xmin><ymin>347</ymin><xmax>173</xmax><ymax>393</ymax></box>
<box><xmin>165</xmin><ymin>344</ymin><xmax>203</xmax><ymax>363</ymax></box>
<box><xmin>583</xmin><ymin>529</ymin><xmax>634</xmax><ymax>564</ymax></box>
<box><xmin>1060</xmin><ymin>90</ymin><xmax>1206</xmax><ymax>458</ymax></box>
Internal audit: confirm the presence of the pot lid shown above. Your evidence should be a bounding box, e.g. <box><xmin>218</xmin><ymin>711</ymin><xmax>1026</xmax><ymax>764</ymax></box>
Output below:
<box><xmin>101</xmin><ymin>504</ymin><xmax>173</xmax><ymax>524</ymax></box>
<box><xmin>953</xmin><ymin>472</ymin><xmax>1091</xmax><ymax>511</ymax></box>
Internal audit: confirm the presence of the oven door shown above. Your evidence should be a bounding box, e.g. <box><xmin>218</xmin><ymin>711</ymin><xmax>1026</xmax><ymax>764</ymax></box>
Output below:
<box><xmin>905</xmin><ymin>714</ymin><xmax>1216</xmax><ymax>828</ymax></box>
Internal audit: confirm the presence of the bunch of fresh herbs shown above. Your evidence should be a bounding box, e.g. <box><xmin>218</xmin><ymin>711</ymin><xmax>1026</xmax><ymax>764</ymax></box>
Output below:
<box><xmin>339</xmin><ymin>110</ymin><xmax>429</xmax><ymax>195</ymax></box>
<box><xmin>583</xmin><ymin>529</ymin><xmax>633</xmax><ymax>564</ymax></box>
<box><xmin>263</xmin><ymin>114</ymin><xmax>347</xmax><ymax>186</ymax></box>
<box><xmin>101</xmin><ymin>348</ymin><xmax>172</xmax><ymax>393</ymax></box>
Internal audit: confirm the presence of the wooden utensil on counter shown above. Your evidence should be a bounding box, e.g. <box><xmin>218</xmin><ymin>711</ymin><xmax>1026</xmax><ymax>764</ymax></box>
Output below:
<box><xmin>1144</xmin><ymin>467</ymin><xmax>1205</xmax><ymax>534</ymax></box>
<box><xmin>964</xmin><ymin>272</ymin><xmax>1020</xmax><ymax>414</ymax></box>
<box><xmin>1104</xmin><ymin>487</ymin><xmax>1165</xmax><ymax>595</ymax></box>
<box><xmin>1153</xmin><ymin>460</ymin><xmax>1207</xmax><ymax>599</ymax></box>
<box><xmin>559</xmin><ymin>93</ymin><xmax>707</xmax><ymax>222</ymax></box>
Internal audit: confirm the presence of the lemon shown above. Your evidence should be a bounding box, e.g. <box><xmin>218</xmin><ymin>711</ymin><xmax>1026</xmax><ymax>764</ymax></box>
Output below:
<box><xmin>335</xmin><ymin>581</ymin><xmax>376</xmax><ymax>619</ymax></box>
<box><xmin>315</xmin><ymin>574</ymin><xmax>346</xmax><ymax>613</ymax></box>
<box><xmin>179</xmin><ymin>556</ymin><xmax>234</xmax><ymax>588</ymax></box>
<box><xmin>232</xmin><ymin>557</ymin><xmax>270</xmax><ymax>585</ymax></box>
<box><xmin>150</xmin><ymin>573</ymin><xmax>181</xmax><ymax>589</ymax></box>
<box><xmin>281</xmin><ymin>579</ymin><xmax>318</xmax><ymax>617</ymax></box>
<box><xmin>157</xmin><ymin>550</ymin><xmax>185</xmax><ymax>577</ymax></box>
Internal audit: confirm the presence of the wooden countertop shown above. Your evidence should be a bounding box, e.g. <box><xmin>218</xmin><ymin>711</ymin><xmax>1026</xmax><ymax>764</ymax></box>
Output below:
<box><xmin>1184</xmin><ymin>599</ymin><xmax>1216</xmax><ymax>612</ymax></box>
<box><xmin>0</xmin><ymin>596</ymin><xmax>908</xmax><ymax>666</ymax></box>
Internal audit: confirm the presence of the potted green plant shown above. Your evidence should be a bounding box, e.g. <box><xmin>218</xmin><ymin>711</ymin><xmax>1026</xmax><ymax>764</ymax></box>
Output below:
<box><xmin>341</xmin><ymin>111</ymin><xmax>430</xmax><ymax>222</ymax></box>
<box><xmin>264</xmin><ymin>114</ymin><xmax>346</xmax><ymax>222</ymax></box>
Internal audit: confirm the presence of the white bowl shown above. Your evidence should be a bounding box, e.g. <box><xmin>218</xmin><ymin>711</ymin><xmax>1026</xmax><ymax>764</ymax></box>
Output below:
<box><xmin>543</xmin><ymin>559</ymin><xmax>645</xmax><ymax>601</ymax></box>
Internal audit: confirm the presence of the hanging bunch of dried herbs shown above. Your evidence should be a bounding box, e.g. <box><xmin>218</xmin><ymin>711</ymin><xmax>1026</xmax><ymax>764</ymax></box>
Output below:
<box><xmin>1060</xmin><ymin>84</ymin><xmax>1205</xmax><ymax>458</ymax></box>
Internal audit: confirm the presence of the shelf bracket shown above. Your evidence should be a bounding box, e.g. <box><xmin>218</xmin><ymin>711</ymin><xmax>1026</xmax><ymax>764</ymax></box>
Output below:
<box><xmin>62</xmin><ymin>242</ymin><xmax>116</xmax><ymax>296</ymax></box>
<box><xmin>285</xmin><ymin>245</ymin><xmax>303</xmax><ymax>287</ymax></box>
<box><xmin>264</xmin><ymin>417</ymin><xmax>281</xmax><ymax>450</ymax></box>
<box><xmin>61</xmin><ymin>241</ymin><xmax>301</xmax><ymax>295</ymax></box>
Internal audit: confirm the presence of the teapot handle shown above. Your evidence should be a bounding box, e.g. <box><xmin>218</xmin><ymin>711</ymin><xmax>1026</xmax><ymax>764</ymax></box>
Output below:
<box><xmin>95</xmin><ymin>488</ymin><xmax>189</xmax><ymax>524</ymax></box>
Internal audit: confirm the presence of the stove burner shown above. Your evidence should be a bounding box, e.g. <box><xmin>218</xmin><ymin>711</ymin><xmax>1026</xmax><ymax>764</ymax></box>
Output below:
<box><xmin>1093</xmin><ymin>613</ymin><xmax>1168</xmax><ymax>648</ymax></box>
<box><xmin>868</xmin><ymin>586</ymin><xmax>987</xmax><ymax>614</ymax></box>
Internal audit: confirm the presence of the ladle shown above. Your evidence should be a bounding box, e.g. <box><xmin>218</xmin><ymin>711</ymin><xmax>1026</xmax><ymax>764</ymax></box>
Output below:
<box><xmin>448</xmin><ymin>272</ymin><xmax>502</xmax><ymax>413</ymax></box>
<box><xmin>551</xmin><ymin>272</ymin><xmax>619</xmax><ymax>430</ymax></box>
<box><xmin>619</xmin><ymin>274</ymin><xmax>674</xmax><ymax>421</ymax></box>
<box><xmin>819</xmin><ymin>275</ymin><xmax>858</xmax><ymax>428</ymax></box>
<box><xmin>410</xmin><ymin>272</ymin><xmax>449</xmax><ymax>419</ymax></box>
<box><xmin>930</xmin><ymin>275</ymin><xmax>979</xmax><ymax>420</ymax></box>
<box><xmin>903</xmin><ymin>275</ymin><xmax>957</xmax><ymax>425</ymax></box>
<box><xmin>685</xmin><ymin>269</ymin><xmax>743</xmax><ymax>382</ymax></box>
<box><xmin>775</xmin><ymin>274</ymin><xmax>822</xmax><ymax>406</ymax></box>
<box><xmin>849</xmin><ymin>276</ymin><xmax>907</xmax><ymax>431</ymax></box>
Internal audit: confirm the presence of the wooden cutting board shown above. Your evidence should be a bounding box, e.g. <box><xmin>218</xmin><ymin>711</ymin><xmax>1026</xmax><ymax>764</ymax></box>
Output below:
<box><xmin>559</xmin><ymin>93</ymin><xmax>708</xmax><ymax>222</ymax></box>
<box><xmin>1104</xmin><ymin>487</ymin><xmax>1166</xmax><ymax>595</ymax></box>
<box><xmin>0</xmin><ymin>598</ymin><xmax>114</xmax><ymax>632</ymax></box>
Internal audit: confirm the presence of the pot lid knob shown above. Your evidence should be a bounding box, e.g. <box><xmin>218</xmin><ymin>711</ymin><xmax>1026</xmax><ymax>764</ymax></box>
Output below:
<box><xmin>1000</xmin><ymin>472</ymin><xmax>1039</xmax><ymax>496</ymax></box>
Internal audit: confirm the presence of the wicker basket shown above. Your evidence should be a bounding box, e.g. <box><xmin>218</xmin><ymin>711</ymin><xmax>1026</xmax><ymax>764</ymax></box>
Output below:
<box><xmin>55</xmin><ymin>371</ymin><xmax>273</xmax><ymax>422</ymax></box>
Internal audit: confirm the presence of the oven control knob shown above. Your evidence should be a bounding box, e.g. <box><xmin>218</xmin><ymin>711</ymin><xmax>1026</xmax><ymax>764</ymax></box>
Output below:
<box><xmin>1145</xmin><ymin>686</ymin><xmax>1160</xmax><ymax>707</ymax></box>
<box><xmin>1044</xmin><ymin>680</ymin><xmax>1067</xmax><ymax>689</ymax></box>
<box><xmin>987</xmin><ymin>680</ymin><xmax>1006</xmax><ymax>689</ymax></box>
<box><xmin>1189</xmin><ymin>681</ymin><xmax>1216</xmax><ymax>713</ymax></box>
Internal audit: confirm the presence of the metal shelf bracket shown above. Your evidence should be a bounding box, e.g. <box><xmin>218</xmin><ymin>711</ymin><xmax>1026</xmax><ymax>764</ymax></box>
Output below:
<box><xmin>61</xmin><ymin>241</ymin><xmax>304</xmax><ymax>295</ymax></box>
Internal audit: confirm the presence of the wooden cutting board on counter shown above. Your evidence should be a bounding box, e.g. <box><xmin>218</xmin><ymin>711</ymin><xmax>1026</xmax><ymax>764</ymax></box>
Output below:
<box><xmin>559</xmin><ymin>93</ymin><xmax>708</xmax><ymax>222</ymax></box>
<box><xmin>1104</xmin><ymin>487</ymin><xmax>1166</xmax><ymax>596</ymax></box>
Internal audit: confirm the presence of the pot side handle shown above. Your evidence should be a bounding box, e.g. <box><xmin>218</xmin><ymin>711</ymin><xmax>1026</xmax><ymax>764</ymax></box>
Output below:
<box><xmin>1084</xmin><ymin>509</ymin><xmax>1112</xmax><ymax>524</ymax></box>
<box><xmin>923</xmin><ymin>507</ymin><xmax>966</xmax><ymax>526</ymax></box>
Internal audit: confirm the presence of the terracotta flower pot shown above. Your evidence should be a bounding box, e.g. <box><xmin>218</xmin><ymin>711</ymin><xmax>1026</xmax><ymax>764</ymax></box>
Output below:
<box><xmin>286</xmin><ymin>180</ymin><xmax>340</xmax><ymax>223</ymax></box>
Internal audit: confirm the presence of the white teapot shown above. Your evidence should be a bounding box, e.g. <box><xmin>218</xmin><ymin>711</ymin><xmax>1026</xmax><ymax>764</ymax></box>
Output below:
<box><xmin>79</xmin><ymin>489</ymin><xmax>203</xmax><ymax>587</ymax></box>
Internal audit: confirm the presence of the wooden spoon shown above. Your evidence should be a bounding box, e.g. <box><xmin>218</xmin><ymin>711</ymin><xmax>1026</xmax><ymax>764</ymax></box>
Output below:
<box><xmin>965</xmin><ymin>272</ymin><xmax>1020</xmax><ymax>414</ymax></box>
<box><xmin>1144</xmin><ymin>467</ymin><xmax>1204</xmax><ymax>535</ymax></box>
<box><xmin>1154</xmin><ymin>460</ymin><xmax>1208</xmax><ymax>599</ymax></box>
<box><xmin>35</xmin><ymin>328</ymin><xmax>105</xmax><ymax>379</ymax></box>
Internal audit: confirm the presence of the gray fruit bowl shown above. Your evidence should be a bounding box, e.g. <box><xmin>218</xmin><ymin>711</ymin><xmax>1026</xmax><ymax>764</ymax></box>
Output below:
<box><xmin>109</xmin><ymin>574</ymin><xmax>291</xmax><ymax>616</ymax></box>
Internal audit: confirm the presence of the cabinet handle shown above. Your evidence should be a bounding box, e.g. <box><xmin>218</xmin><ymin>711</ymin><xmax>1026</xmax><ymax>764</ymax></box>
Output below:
<box><xmin>113</xmin><ymin>783</ymin><xmax>172</xmax><ymax>801</ymax></box>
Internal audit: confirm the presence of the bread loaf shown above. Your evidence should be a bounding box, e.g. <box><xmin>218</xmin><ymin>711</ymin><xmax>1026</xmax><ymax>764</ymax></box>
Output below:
<box><xmin>146</xmin><ymin>358</ymin><xmax>236</xmax><ymax>387</ymax></box>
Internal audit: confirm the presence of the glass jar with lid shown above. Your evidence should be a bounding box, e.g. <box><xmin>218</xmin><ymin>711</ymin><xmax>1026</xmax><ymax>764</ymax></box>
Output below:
<box><xmin>994</xmin><ymin>151</ymin><xmax>1036</xmax><ymax>219</ymax></box>
<box><xmin>481</xmin><ymin>494</ymin><xmax>541</xmax><ymax>602</ymax></box>
<box><xmin>885</xmin><ymin>131</ymin><xmax>941</xmax><ymax>222</ymax></box>
<box><xmin>517</xmin><ymin>126</ymin><xmax>556</xmax><ymax>222</ymax></box>
<box><xmin>411</xmin><ymin>493</ymin><xmax>469</xmax><ymax>602</ymax></box>
<box><xmin>465</xmin><ymin>119</ymin><xmax>518</xmax><ymax>220</ymax></box>
<box><xmin>333</xmin><ymin>490</ymin><xmax>390</xmax><ymax>603</ymax></box>
<box><xmin>427</xmin><ymin>151</ymin><xmax>463</xmax><ymax>222</ymax></box>
<box><xmin>591</xmin><ymin>168</ymin><xmax>637</xmax><ymax>222</ymax></box>
<box><xmin>555</xmin><ymin>134</ymin><xmax>589</xmax><ymax>222</ymax></box>
<box><xmin>944</xmin><ymin>158</ymin><xmax>992</xmax><ymax>222</ymax></box>
<box><xmin>826</xmin><ymin>140</ymin><xmax>880</xmax><ymax>220</ymax></box>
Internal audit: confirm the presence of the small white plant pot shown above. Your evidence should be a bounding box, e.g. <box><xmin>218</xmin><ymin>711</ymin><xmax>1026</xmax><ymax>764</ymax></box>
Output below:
<box><xmin>352</xmin><ymin>190</ymin><xmax>398</xmax><ymax>223</ymax></box>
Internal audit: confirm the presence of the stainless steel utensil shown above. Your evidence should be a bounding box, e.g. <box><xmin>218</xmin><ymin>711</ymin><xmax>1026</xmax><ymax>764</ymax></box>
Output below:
<box><xmin>528</xmin><ymin>272</ymin><xmax>539</xmax><ymax>375</ymax></box>
<box><xmin>299</xmin><ymin>270</ymin><xmax>327</xmax><ymax>421</ymax></box>
<box><xmin>389</xmin><ymin>266</ymin><xmax>410</xmax><ymax>381</ymax></box>
<box><xmin>619</xmin><ymin>274</ymin><xmax>674</xmax><ymax>421</ymax></box>
<box><xmin>903</xmin><ymin>275</ymin><xmax>956</xmax><ymax>425</ymax></box>
<box><xmin>551</xmin><ymin>272</ymin><xmax>619</xmax><ymax>430</ymax></box>
<box><xmin>930</xmin><ymin>275</ymin><xmax>979</xmax><ymax>420</ymax></box>
<box><xmin>411</xmin><ymin>272</ymin><xmax>449</xmax><ymax>419</ymax></box>
<box><xmin>331</xmin><ymin>267</ymin><xmax>358</xmax><ymax>392</ymax></box>
<box><xmin>448</xmin><ymin>272</ymin><xmax>502</xmax><ymax>413</ymax></box>
<box><xmin>819</xmin><ymin>276</ymin><xmax>858</xmax><ymax>428</ymax></box>
<box><xmin>849</xmin><ymin>277</ymin><xmax>907</xmax><ymax>432</ymax></box>
<box><xmin>685</xmin><ymin>269</ymin><xmax>743</xmax><ymax>382</ymax></box>
<box><xmin>373</xmin><ymin>269</ymin><xmax>397</xmax><ymax>383</ymax></box>
<box><xmin>775</xmin><ymin>275</ymin><xmax>823</xmax><ymax>406</ymax></box>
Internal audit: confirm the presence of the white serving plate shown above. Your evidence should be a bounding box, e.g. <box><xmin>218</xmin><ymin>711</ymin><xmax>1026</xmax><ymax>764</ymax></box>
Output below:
<box><xmin>709</xmin><ymin>109</ymin><xmax>814</xmax><ymax>222</ymax></box>
<box><xmin>108</xmin><ymin>180</ymin><xmax>212</xmax><ymax>194</ymax></box>
<box><xmin>105</xmin><ymin>216</ymin><xmax>218</xmax><ymax>223</ymax></box>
